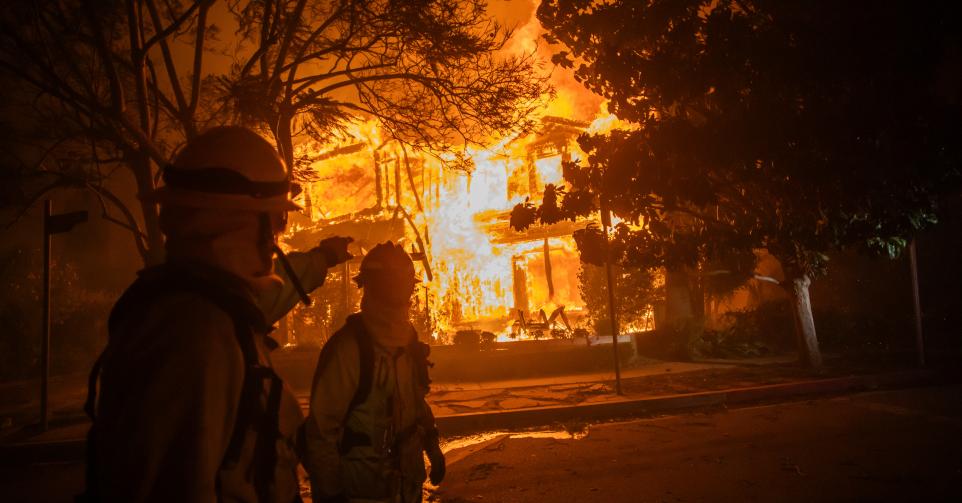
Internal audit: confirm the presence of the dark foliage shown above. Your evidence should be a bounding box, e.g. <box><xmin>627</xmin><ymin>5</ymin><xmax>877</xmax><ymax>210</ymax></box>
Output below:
<box><xmin>0</xmin><ymin>247</ymin><xmax>111</xmax><ymax>380</ymax></box>
<box><xmin>694</xmin><ymin>301</ymin><xmax>795</xmax><ymax>359</ymax></box>
<box><xmin>512</xmin><ymin>0</ymin><xmax>962</xmax><ymax>364</ymax></box>
<box><xmin>515</xmin><ymin>0</ymin><xmax>962</xmax><ymax>279</ymax></box>
<box><xmin>578</xmin><ymin>262</ymin><xmax>661</xmax><ymax>336</ymax></box>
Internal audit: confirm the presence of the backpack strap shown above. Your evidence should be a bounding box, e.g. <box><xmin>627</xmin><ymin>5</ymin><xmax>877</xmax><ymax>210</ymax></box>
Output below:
<box><xmin>338</xmin><ymin>317</ymin><xmax>376</xmax><ymax>455</ymax></box>
<box><xmin>310</xmin><ymin>314</ymin><xmax>376</xmax><ymax>420</ymax></box>
<box><xmin>304</xmin><ymin>314</ymin><xmax>376</xmax><ymax>456</ymax></box>
<box><xmin>347</xmin><ymin>316</ymin><xmax>375</xmax><ymax>415</ymax></box>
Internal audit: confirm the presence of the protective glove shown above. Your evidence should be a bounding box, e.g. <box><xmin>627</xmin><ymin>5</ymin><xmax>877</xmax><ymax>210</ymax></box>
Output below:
<box><xmin>316</xmin><ymin>236</ymin><xmax>353</xmax><ymax>267</ymax></box>
<box><xmin>427</xmin><ymin>443</ymin><xmax>446</xmax><ymax>485</ymax></box>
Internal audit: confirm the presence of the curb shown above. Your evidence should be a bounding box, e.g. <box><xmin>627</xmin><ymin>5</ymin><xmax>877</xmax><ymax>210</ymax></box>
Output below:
<box><xmin>0</xmin><ymin>369</ymin><xmax>951</xmax><ymax>464</ymax></box>
<box><xmin>434</xmin><ymin>369</ymin><xmax>949</xmax><ymax>436</ymax></box>
<box><xmin>0</xmin><ymin>439</ymin><xmax>86</xmax><ymax>466</ymax></box>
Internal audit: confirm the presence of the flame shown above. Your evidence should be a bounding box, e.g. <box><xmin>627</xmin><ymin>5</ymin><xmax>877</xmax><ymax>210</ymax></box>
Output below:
<box><xmin>281</xmin><ymin>2</ymin><xmax>656</xmax><ymax>344</ymax></box>
<box><xmin>586</xmin><ymin>102</ymin><xmax>634</xmax><ymax>135</ymax></box>
<box><xmin>430</xmin><ymin>150</ymin><xmax>514</xmax><ymax>329</ymax></box>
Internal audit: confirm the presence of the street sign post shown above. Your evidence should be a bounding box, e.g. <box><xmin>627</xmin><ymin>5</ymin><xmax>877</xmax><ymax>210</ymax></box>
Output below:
<box><xmin>600</xmin><ymin>199</ymin><xmax>623</xmax><ymax>395</ymax></box>
<box><xmin>40</xmin><ymin>200</ymin><xmax>87</xmax><ymax>431</ymax></box>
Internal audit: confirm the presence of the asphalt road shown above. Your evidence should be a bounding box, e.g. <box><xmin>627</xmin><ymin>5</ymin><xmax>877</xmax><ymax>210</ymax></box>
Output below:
<box><xmin>432</xmin><ymin>385</ymin><xmax>962</xmax><ymax>502</ymax></box>
<box><xmin>2</xmin><ymin>385</ymin><xmax>960</xmax><ymax>502</ymax></box>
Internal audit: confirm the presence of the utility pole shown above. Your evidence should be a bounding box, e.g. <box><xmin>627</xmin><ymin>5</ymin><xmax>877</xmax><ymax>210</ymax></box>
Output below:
<box><xmin>40</xmin><ymin>201</ymin><xmax>51</xmax><ymax>431</ymax></box>
<box><xmin>600</xmin><ymin>199</ymin><xmax>623</xmax><ymax>395</ymax></box>
<box><xmin>909</xmin><ymin>239</ymin><xmax>925</xmax><ymax>367</ymax></box>
<box><xmin>40</xmin><ymin>200</ymin><xmax>87</xmax><ymax>430</ymax></box>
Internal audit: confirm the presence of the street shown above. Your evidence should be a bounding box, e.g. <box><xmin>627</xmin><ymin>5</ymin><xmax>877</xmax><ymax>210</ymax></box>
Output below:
<box><xmin>2</xmin><ymin>385</ymin><xmax>960</xmax><ymax>502</ymax></box>
<box><xmin>433</xmin><ymin>385</ymin><xmax>962</xmax><ymax>502</ymax></box>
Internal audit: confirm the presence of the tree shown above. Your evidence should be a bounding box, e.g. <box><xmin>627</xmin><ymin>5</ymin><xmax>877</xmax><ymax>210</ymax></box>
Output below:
<box><xmin>0</xmin><ymin>0</ymin><xmax>219</xmax><ymax>265</ymax></box>
<box><xmin>578</xmin><ymin>257</ymin><xmax>660</xmax><ymax>336</ymax></box>
<box><xmin>1</xmin><ymin>0</ymin><xmax>548</xmax><ymax>266</ymax></box>
<box><xmin>218</xmin><ymin>0</ymin><xmax>549</xmax><ymax>175</ymax></box>
<box><xmin>513</xmin><ymin>0</ymin><xmax>962</xmax><ymax>367</ymax></box>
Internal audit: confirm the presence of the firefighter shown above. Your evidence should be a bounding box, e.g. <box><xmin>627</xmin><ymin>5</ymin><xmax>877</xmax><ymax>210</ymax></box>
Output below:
<box><xmin>81</xmin><ymin>126</ymin><xmax>351</xmax><ymax>502</ymax></box>
<box><xmin>301</xmin><ymin>242</ymin><xmax>445</xmax><ymax>503</ymax></box>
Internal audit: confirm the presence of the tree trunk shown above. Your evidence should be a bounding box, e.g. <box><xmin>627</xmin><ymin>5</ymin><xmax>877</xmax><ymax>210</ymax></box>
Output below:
<box><xmin>664</xmin><ymin>267</ymin><xmax>694</xmax><ymax>328</ymax></box>
<box><xmin>690</xmin><ymin>265</ymin><xmax>705</xmax><ymax>320</ymax></box>
<box><xmin>130</xmin><ymin>154</ymin><xmax>165</xmax><ymax>265</ymax></box>
<box><xmin>274</xmin><ymin>112</ymin><xmax>313</xmax><ymax>215</ymax></box>
<box><xmin>789</xmin><ymin>274</ymin><xmax>823</xmax><ymax>368</ymax></box>
<box><xmin>125</xmin><ymin>4</ymin><xmax>164</xmax><ymax>266</ymax></box>
<box><xmin>275</xmin><ymin>113</ymin><xmax>296</xmax><ymax>175</ymax></box>
<box><xmin>659</xmin><ymin>267</ymin><xmax>698</xmax><ymax>359</ymax></box>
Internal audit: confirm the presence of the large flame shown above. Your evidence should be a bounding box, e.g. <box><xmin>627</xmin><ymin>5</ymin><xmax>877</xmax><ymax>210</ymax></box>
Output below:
<box><xmin>281</xmin><ymin>2</ymin><xmax>651</xmax><ymax>344</ymax></box>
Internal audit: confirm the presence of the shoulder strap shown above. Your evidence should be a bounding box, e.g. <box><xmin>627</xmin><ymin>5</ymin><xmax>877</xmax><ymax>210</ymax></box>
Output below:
<box><xmin>349</xmin><ymin>317</ymin><xmax>375</xmax><ymax>415</ymax></box>
<box><xmin>311</xmin><ymin>314</ymin><xmax>375</xmax><ymax>420</ymax></box>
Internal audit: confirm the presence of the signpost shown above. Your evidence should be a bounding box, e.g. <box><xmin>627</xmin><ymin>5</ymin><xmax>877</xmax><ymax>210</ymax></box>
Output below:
<box><xmin>600</xmin><ymin>199</ymin><xmax>623</xmax><ymax>395</ymax></box>
<box><xmin>40</xmin><ymin>200</ymin><xmax>87</xmax><ymax>431</ymax></box>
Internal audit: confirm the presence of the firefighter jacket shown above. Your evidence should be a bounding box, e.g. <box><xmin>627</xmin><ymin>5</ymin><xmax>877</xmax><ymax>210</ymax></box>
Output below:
<box><xmin>87</xmin><ymin>250</ymin><xmax>330</xmax><ymax>503</ymax></box>
<box><xmin>301</xmin><ymin>314</ymin><xmax>438</xmax><ymax>503</ymax></box>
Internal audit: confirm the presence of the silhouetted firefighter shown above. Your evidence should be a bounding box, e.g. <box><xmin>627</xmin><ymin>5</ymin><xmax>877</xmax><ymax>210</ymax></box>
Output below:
<box><xmin>301</xmin><ymin>242</ymin><xmax>445</xmax><ymax>503</ymax></box>
<box><xmin>79</xmin><ymin>126</ymin><xmax>352</xmax><ymax>502</ymax></box>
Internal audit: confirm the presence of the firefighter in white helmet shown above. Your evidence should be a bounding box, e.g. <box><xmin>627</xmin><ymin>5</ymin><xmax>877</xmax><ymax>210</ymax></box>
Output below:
<box><xmin>302</xmin><ymin>241</ymin><xmax>445</xmax><ymax>503</ymax></box>
<box><xmin>81</xmin><ymin>126</ymin><xmax>351</xmax><ymax>502</ymax></box>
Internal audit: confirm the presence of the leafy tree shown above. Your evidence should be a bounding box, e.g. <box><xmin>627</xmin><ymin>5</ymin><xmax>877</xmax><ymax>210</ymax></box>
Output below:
<box><xmin>513</xmin><ymin>0</ymin><xmax>962</xmax><ymax>367</ymax></box>
<box><xmin>578</xmin><ymin>258</ymin><xmax>660</xmax><ymax>336</ymax></box>
<box><xmin>0</xmin><ymin>244</ymin><xmax>113</xmax><ymax>380</ymax></box>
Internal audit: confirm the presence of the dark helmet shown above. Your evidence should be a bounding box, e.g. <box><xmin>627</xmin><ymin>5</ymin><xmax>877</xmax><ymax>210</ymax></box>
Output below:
<box><xmin>355</xmin><ymin>241</ymin><xmax>418</xmax><ymax>305</ymax></box>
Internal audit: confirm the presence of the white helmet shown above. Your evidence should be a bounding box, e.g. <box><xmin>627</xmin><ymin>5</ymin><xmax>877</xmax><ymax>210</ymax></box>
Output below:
<box><xmin>145</xmin><ymin>126</ymin><xmax>300</xmax><ymax>212</ymax></box>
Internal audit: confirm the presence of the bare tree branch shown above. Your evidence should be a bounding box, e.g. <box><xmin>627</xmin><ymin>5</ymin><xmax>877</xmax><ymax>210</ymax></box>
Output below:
<box><xmin>188</xmin><ymin>1</ymin><xmax>213</xmax><ymax>119</ymax></box>
<box><xmin>79</xmin><ymin>0</ymin><xmax>124</xmax><ymax>114</ymax></box>
<box><xmin>143</xmin><ymin>0</ymin><xmax>191</xmax><ymax>135</ymax></box>
<box><xmin>86</xmin><ymin>182</ymin><xmax>150</xmax><ymax>260</ymax></box>
<box><xmin>141</xmin><ymin>0</ymin><xmax>204</xmax><ymax>53</ymax></box>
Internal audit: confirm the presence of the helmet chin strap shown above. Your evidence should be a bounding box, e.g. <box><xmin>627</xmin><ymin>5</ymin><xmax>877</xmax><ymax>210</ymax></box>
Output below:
<box><xmin>273</xmin><ymin>244</ymin><xmax>313</xmax><ymax>306</ymax></box>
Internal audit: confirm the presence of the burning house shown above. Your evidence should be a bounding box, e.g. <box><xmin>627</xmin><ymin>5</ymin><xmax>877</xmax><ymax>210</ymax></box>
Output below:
<box><xmin>277</xmin><ymin>115</ymin><xmax>623</xmax><ymax>347</ymax></box>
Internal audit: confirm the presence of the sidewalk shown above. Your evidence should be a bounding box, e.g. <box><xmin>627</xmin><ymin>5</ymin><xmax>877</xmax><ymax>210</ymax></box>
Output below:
<box><xmin>424</xmin><ymin>356</ymin><xmax>798</xmax><ymax>415</ymax></box>
<box><xmin>423</xmin><ymin>354</ymin><xmax>957</xmax><ymax>434</ymax></box>
<box><xmin>2</xmin><ymin>354</ymin><xmax>956</xmax><ymax>463</ymax></box>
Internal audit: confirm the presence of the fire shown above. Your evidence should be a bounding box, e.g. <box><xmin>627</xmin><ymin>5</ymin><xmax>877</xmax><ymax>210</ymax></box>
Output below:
<box><xmin>586</xmin><ymin>103</ymin><xmax>634</xmax><ymax>135</ymax></box>
<box><xmin>280</xmin><ymin>3</ymin><xmax>653</xmax><ymax>345</ymax></box>
<box><xmin>283</xmin><ymin>112</ymin><xmax>593</xmax><ymax>343</ymax></box>
<box><xmin>426</xmin><ymin>142</ymin><xmax>592</xmax><ymax>340</ymax></box>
